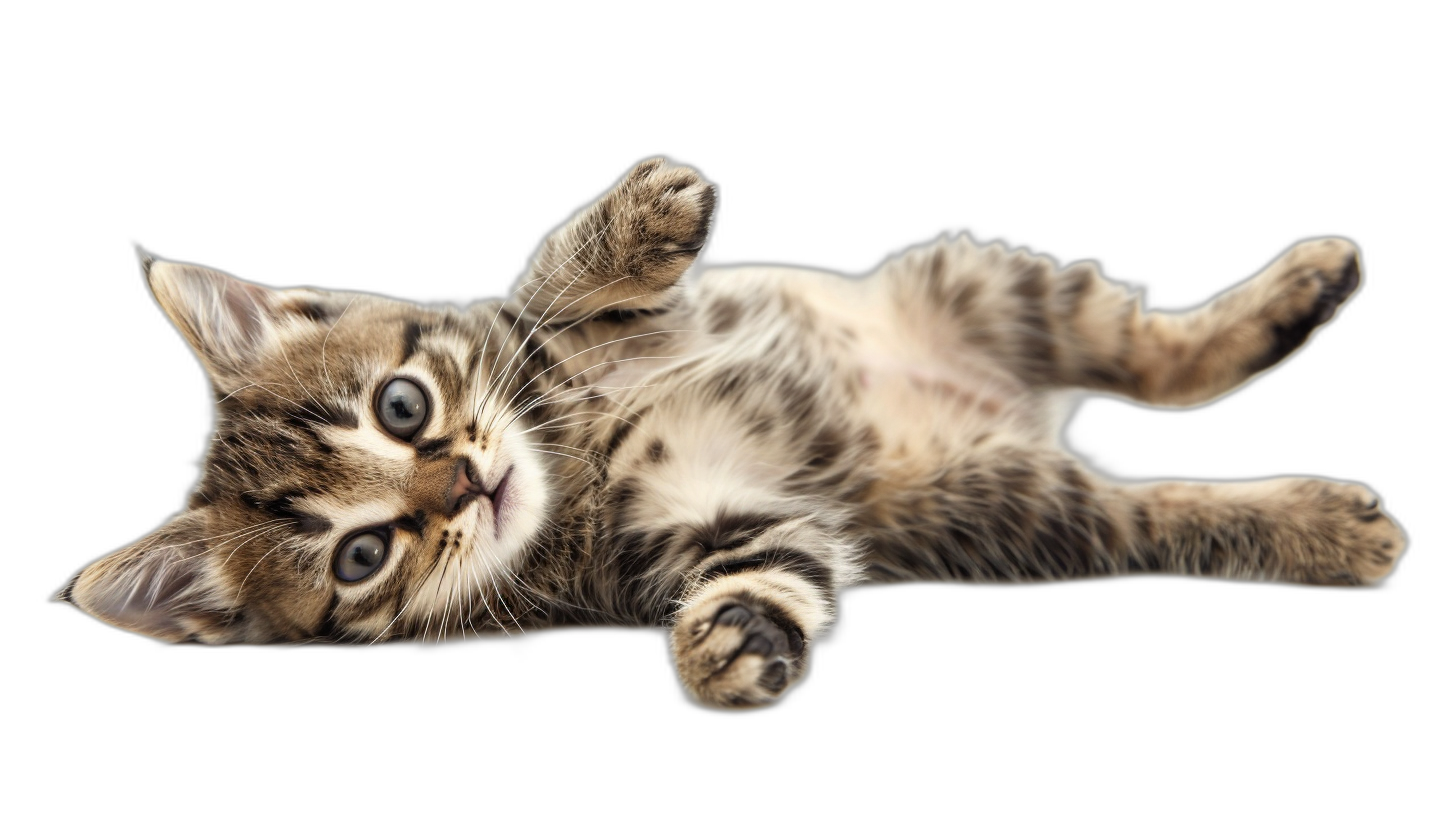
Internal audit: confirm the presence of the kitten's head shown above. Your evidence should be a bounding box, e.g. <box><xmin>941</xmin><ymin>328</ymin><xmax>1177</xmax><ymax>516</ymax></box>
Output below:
<box><xmin>62</xmin><ymin>255</ymin><xmax>552</xmax><ymax>643</ymax></box>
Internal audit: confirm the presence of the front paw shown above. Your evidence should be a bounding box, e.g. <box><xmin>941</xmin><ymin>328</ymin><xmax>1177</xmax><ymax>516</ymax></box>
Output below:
<box><xmin>672</xmin><ymin>595</ymin><xmax>806</xmax><ymax>707</ymax></box>
<box><xmin>608</xmin><ymin>157</ymin><xmax>716</xmax><ymax>286</ymax></box>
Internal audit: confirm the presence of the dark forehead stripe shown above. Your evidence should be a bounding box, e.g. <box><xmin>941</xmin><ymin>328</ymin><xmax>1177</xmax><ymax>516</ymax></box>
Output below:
<box><xmin>397</xmin><ymin>318</ymin><xmax>471</xmax><ymax>403</ymax></box>
<box><xmin>421</xmin><ymin>347</ymin><xmax>467</xmax><ymax>398</ymax></box>
<box><xmin>401</xmin><ymin>321</ymin><xmax>426</xmax><ymax>362</ymax></box>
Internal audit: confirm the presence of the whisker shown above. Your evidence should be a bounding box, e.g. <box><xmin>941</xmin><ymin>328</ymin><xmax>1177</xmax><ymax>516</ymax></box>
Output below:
<box><xmin>478</xmin><ymin>273</ymin><xmax>642</xmax><ymax>418</ymax></box>
<box><xmin>497</xmin><ymin>357</ymin><xmax>677</xmax><ymax>431</ymax></box>
<box><xmin>213</xmin><ymin>521</ymin><xmax>294</xmax><ymax>568</ymax></box>
<box><xmin>526</xmin><ymin>448</ymin><xmax>599</xmax><ymax>467</ymax></box>
<box><xmin>516</xmin><ymin>411</ymin><xmax>641</xmax><ymax>436</ymax></box>
<box><xmin>470</xmin><ymin>560</ymin><xmax>509</xmax><ymax>635</ymax></box>
<box><xmin>477</xmin><ymin>217</ymin><xmax>618</xmax><ymax>422</ymax></box>
<box><xmin>419</xmin><ymin>552</ymin><xmax>454</xmax><ymax>642</ymax></box>
<box><xmin>511</xmin><ymin>383</ymin><xmax>662</xmax><ymax>426</ymax></box>
<box><xmin>438</xmin><ymin>558</ymin><xmax>463</xmax><ymax>643</ymax></box>
<box><xmin>219</xmin><ymin>381</ymin><xmax>332</xmax><ymax>425</ymax></box>
<box><xmin>370</xmin><ymin>550</ymin><xmax>448</xmax><ymax>644</ymax></box>
<box><xmin>467</xmin><ymin>259</ymin><xmax>567</xmax><ymax>428</ymax></box>
<box><xmin>234</xmin><ymin>536</ymin><xmax>296</xmax><ymax>603</ymax></box>
<box><xmin>276</xmin><ymin>342</ymin><xmax>324</xmax><ymax>419</ymax></box>
<box><xmin>474</xmin><ymin>287</ymin><xmax>663</xmax><ymax>428</ymax></box>
<box><xmin>477</xmin><ymin>548</ymin><xmax>528</xmax><ymax>633</ymax></box>
<box><xmin>153</xmin><ymin>518</ymin><xmax>292</xmax><ymax>554</ymax></box>
<box><xmin>484</xmin><ymin>330</ymin><xmax>690</xmax><ymax>429</ymax></box>
<box><xmin>320</xmin><ymin>295</ymin><xmax>359</xmax><ymax>395</ymax></box>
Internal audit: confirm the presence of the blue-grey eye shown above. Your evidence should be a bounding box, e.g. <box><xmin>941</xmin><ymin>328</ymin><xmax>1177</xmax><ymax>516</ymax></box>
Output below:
<box><xmin>377</xmin><ymin>378</ymin><xmax>428</xmax><ymax>439</ymax></box>
<box><xmin>335</xmin><ymin>531</ymin><xmax>389</xmax><ymax>582</ymax></box>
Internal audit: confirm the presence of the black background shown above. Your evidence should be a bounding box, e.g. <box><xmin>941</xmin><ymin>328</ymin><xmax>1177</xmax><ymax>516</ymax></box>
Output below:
<box><xmin>28</xmin><ymin>33</ymin><xmax>1438</xmax><ymax>786</ymax></box>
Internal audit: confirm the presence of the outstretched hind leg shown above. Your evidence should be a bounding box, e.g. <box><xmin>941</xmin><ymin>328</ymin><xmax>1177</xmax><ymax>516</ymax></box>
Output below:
<box><xmin>877</xmin><ymin>235</ymin><xmax>1362</xmax><ymax>405</ymax></box>
<box><xmin>1113</xmin><ymin>477</ymin><xmax>1405</xmax><ymax>585</ymax></box>
<box><xmin>860</xmin><ymin>446</ymin><xmax>1405</xmax><ymax>586</ymax></box>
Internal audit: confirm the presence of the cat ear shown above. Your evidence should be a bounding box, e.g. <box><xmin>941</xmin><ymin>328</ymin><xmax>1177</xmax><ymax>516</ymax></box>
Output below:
<box><xmin>140</xmin><ymin>249</ymin><xmax>285</xmax><ymax>378</ymax></box>
<box><xmin>60</xmin><ymin>510</ymin><xmax>238</xmax><ymax>643</ymax></box>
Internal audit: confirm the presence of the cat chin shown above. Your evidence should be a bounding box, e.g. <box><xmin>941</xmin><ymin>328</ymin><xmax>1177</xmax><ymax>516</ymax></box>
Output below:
<box><xmin>495</xmin><ymin>454</ymin><xmax>550</xmax><ymax>550</ymax></box>
<box><xmin>471</xmin><ymin>450</ymin><xmax>549</xmax><ymax>568</ymax></box>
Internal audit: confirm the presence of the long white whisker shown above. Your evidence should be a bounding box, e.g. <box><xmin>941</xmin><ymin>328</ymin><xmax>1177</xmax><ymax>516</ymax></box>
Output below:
<box><xmin>528</xmin><ymin>441</ymin><xmax>603</xmax><ymax>458</ymax></box>
<box><xmin>468</xmin><ymin>258</ymin><xmax>581</xmax><ymax>423</ymax></box>
<box><xmin>477</xmin><ymin>217</ymin><xmax>617</xmax><ymax>421</ymax></box>
<box><xmin>499</xmin><ymin>359</ymin><xmax>675</xmax><ymax>431</ymax></box>
<box><xmin>517</xmin><ymin>411</ymin><xmax>641</xmax><ymax>436</ymax></box>
<box><xmin>419</xmin><ymin>554</ymin><xmax>453</xmax><ymax>642</ymax></box>
<box><xmin>484</xmin><ymin>331</ymin><xmax>690</xmax><ymax>429</ymax></box>
<box><xmin>219</xmin><ymin>382</ymin><xmax>331</xmax><ymax>425</ymax></box>
<box><xmin>235</xmin><ymin>536</ymin><xmax>295</xmax><ymax>603</ymax></box>
<box><xmin>320</xmin><ymin>295</ymin><xmax>359</xmax><ymax>395</ymax></box>
<box><xmin>526</xmin><ymin>448</ymin><xmax>598</xmax><ymax>467</ymax></box>
<box><xmin>154</xmin><ymin>518</ymin><xmax>292</xmax><ymax>554</ymax></box>
<box><xmin>478</xmin><ymin>548</ymin><xmax>527</xmax><ymax>634</ymax></box>
<box><xmin>370</xmin><ymin>554</ymin><xmax>446</xmax><ymax>644</ymax></box>
<box><xmin>475</xmin><ymin>283</ymin><xmax>664</xmax><ymax>425</ymax></box>
<box><xmin>512</xmin><ymin>382</ymin><xmax>662</xmax><ymax>425</ymax></box>
<box><xmin>433</xmin><ymin>560</ymin><xmax>453</xmax><ymax>643</ymax></box>
<box><xmin>463</xmin><ymin>558</ymin><xmax>501</xmax><ymax>635</ymax></box>
<box><xmin>276</xmin><ymin>342</ymin><xmax>322</xmax><ymax>416</ymax></box>
<box><xmin>479</xmin><ymin>273</ymin><xmax>639</xmax><ymax>415</ymax></box>
<box><xmin>213</xmin><ymin>521</ymin><xmax>294</xmax><ymax>567</ymax></box>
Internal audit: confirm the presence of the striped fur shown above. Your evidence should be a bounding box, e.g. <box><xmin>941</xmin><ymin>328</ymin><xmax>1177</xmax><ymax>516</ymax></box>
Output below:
<box><xmin>64</xmin><ymin>158</ymin><xmax>1405</xmax><ymax>706</ymax></box>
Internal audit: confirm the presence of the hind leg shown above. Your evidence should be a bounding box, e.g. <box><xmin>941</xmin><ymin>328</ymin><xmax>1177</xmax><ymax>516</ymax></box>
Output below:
<box><xmin>1113</xmin><ymin>477</ymin><xmax>1405</xmax><ymax>585</ymax></box>
<box><xmin>878</xmin><ymin>235</ymin><xmax>1361</xmax><ymax>405</ymax></box>
<box><xmin>861</xmin><ymin>445</ymin><xmax>1404</xmax><ymax>586</ymax></box>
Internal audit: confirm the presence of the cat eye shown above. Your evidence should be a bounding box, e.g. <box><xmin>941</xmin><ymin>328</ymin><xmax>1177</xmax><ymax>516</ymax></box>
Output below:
<box><xmin>334</xmin><ymin>530</ymin><xmax>389</xmax><ymax>582</ymax></box>
<box><xmin>377</xmin><ymin>378</ymin><xmax>429</xmax><ymax>439</ymax></box>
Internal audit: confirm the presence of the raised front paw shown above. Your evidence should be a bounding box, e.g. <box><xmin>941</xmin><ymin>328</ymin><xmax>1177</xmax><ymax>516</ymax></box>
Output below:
<box><xmin>1288</xmin><ymin>480</ymin><xmax>1406</xmax><ymax>585</ymax></box>
<box><xmin>607</xmin><ymin>157</ymin><xmax>716</xmax><ymax>286</ymax></box>
<box><xmin>672</xmin><ymin>595</ymin><xmax>806</xmax><ymax>707</ymax></box>
<box><xmin>1247</xmin><ymin>237</ymin><xmax>1362</xmax><ymax>373</ymax></box>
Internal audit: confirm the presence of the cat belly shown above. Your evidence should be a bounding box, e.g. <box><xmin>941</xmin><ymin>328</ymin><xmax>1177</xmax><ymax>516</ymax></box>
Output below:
<box><xmin>765</xmin><ymin>266</ymin><xmax>1041</xmax><ymax>440</ymax></box>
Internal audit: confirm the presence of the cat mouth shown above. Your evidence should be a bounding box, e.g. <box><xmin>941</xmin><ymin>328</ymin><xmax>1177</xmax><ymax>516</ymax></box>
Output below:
<box><xmin>484</xmin><ymin>465</ymin><xmax>514</xmax><ymax>534</ymax></box>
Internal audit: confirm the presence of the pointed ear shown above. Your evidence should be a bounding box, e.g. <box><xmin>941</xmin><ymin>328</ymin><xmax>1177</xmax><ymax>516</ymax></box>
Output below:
<box><xmin>141</xmin><ymin>250</ymin><xmax>286</xmax><ymax>379</ymax></box>
<box><xmin>61</xmin><ymin>510</ymin><xmax>238</xmax><ymax>643</ymax></box>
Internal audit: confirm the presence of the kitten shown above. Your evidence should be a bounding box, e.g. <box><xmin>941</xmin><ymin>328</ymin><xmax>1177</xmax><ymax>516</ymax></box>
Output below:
<box><xmin>62</xmin><ymin>158</ymin><xmax>1405</xmax><ymax>707</ymax></box>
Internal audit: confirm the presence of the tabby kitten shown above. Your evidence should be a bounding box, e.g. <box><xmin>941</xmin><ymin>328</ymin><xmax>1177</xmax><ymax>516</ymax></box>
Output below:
<box><xmin>63</xmin><ymin>158</ymin><xmax>1405</xmax><ymax>707</ymax></box>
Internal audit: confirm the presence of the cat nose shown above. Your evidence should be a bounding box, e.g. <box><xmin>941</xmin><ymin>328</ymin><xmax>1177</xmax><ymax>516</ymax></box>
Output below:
<box><xmin>446</xmin><ymin>458</ymin><xmax>487</xmax><ymax>516</ymax></box>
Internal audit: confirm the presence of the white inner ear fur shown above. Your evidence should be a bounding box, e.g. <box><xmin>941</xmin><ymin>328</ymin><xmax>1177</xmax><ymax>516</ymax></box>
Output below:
<box><xmin>147</xmin><ymin>260</ymin><xmax>283</xmax><ymax>369</ymax></box>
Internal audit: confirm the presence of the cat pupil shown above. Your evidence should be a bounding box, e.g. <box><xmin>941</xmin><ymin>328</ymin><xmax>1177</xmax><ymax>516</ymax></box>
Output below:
<box><xmin>389</xmin><ymin>398</ymin><xmax>413</xmax><ymax>419</ymax></box>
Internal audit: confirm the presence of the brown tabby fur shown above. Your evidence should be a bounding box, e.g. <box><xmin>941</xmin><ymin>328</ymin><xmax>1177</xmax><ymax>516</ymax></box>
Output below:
<box><xmin>63</xmin><ymin>158</ymin><xmax>1406</xmax><ymax>707</ymax></box>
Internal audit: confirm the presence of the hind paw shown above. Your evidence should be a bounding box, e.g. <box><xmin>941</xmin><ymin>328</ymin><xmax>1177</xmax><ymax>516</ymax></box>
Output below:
<box><xmin>1246</xmin><ymin>238</ymin><xmax>1361</xmax><ymax>373</ymax></box>
<box><xmin>1286</xmin><ymin>480</ymin><xmax>1406</xmax><ymax>585</ymax></box>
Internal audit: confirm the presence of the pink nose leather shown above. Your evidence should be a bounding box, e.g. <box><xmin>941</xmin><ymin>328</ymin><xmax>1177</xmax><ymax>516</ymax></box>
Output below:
<box><xmin>447</xmin><ymin>460</ymin><xmax>486</xmax><ymax>515</ymax></box>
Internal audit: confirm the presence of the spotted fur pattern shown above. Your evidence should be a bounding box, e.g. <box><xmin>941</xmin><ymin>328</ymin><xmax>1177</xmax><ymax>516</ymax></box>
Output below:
<box><xmin>63</xmin><ymin>158</ymin><xmax>1406</xmax><ymax>707</ymax></box>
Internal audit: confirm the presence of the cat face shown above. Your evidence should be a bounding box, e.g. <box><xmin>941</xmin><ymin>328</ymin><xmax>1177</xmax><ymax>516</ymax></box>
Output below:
<box><xmin>64</xmin><ymin>256</ymin><xmax>552</xmax><ymax>643</ymax></box>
